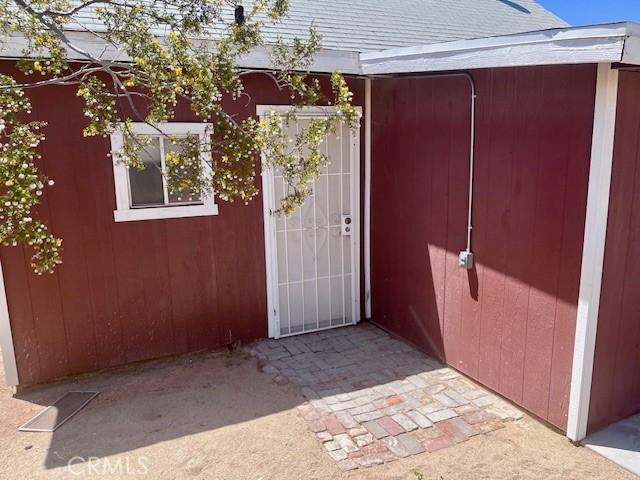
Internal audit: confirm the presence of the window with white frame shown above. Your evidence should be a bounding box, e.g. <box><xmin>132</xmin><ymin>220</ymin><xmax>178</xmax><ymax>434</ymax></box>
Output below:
<box><xmin>110</xmin><ymin>123</ymin><xmax>218</xmax><ymax>222</ymax></box>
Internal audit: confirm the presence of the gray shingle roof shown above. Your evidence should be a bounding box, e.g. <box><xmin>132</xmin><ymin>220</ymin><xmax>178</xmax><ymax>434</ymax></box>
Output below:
<box><xmin>70</xmin><ymin>0</ymin><xmax>568</xmax><ymax>53</ymax></box>
<box><xmin>260</xmin><ymin>0</ymin><xmax>568</xmax><ymax>52</ymax></box>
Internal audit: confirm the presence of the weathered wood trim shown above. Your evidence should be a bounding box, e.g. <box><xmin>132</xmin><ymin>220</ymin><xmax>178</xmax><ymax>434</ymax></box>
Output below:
<box><xmin>361</xmin><ymin>23</ymin><xmax>640</xmax><ymax>75</ymax></box>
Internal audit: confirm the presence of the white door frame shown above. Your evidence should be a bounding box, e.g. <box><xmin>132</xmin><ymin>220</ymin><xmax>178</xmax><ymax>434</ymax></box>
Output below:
<box><xmin>258</xmin><ymin>105</ymin><xmax>362</xmax><ymax>339</ymax></box>
<box><xmin>364</xmin><ymin>78</ymin><xmax>372</xmax><ymax>320</ymax></box>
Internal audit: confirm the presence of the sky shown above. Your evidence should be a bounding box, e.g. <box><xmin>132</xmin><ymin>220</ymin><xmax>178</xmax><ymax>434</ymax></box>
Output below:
<box><xmin>537</xmin><ymin>0</ymin><xmax>640</xmax><ymax>26</ymax></box>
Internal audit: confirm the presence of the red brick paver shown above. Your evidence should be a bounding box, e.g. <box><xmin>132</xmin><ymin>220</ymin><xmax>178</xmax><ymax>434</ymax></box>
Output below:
<box><xmin>464</xmin><ymin>409</ymin><xmax>497</xmax><ymax>425</ymax></box>
<box><xmin>436</xmin><ymin>418</ymin><xmax>475</xmax><ymax>443</ymax></box>
<box><xmin>249</xmin><ymin>323</ymin><xmax>525</xmax><ymax>470</ymax></box>
<box><xmin>324</xmin><ymin>414</ymin><xmax>346</xmax><ymax>435</ymax></box>
<box><xmin>424</xmin><ymin>434</ymin><xmax>456</xmax><ymax>452</ymax></box>
<box><xmin>377</xmin><ymin>416</ymin><xmax>405</xmax><ymax>436</ymax></box>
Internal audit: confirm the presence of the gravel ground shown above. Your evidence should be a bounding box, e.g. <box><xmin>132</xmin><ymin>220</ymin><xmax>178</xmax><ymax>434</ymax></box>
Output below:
<box><xmin>0</xmin><ymin>348</ymin><xmax>635</xmax><ymax>480</ymax></box>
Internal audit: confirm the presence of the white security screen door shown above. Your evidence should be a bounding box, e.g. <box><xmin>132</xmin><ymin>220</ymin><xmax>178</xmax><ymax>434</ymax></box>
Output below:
<box><xmin>259</xmin><ymin>106</ymin><xmax>361</xmax><ymax>338</ymax></box>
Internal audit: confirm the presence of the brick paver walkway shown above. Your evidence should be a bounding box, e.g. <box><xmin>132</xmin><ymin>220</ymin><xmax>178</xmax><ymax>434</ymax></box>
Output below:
<box><xmin>248</xmin><ymin>323</ymin><xmax>523</xmax><ymax>471</ymax></box>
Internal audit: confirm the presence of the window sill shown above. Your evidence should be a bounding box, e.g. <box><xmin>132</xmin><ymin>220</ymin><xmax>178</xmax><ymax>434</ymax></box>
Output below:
<box><xmin>113</xmin><ymin>204</ymin><xmax>219</xmax><ymax>222</ymax></box>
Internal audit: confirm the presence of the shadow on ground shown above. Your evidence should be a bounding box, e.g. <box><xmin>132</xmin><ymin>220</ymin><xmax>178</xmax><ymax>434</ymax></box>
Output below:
<box><xmin>585</xmin><ymin>414</ymin><xmax>640</xmax><ymax>476</ymax></box>
<box><xmin>8</xmin><ymin>347</ymin><xmax>302</xmax><ymax>470</ymax></box>
<box><xmin>0</xmin><ymin>323</ymin><xmax>637</xmax><ymax>479</ymax></box>
<box><xmin>6</xmin><ymin>321</ymin><xmax>469</xmax><ymax>471</ymax></box>
<box><xmin>5</xmin><ymin>322</ymin><xmax>520</xmax><ymax>471</ymax></box>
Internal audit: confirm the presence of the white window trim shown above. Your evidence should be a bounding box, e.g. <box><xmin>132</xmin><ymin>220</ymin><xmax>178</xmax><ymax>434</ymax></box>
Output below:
<box><xmin>110</xmin><ymin>122</ymin><xmax>218</xmax><ymax>222</ymax></box>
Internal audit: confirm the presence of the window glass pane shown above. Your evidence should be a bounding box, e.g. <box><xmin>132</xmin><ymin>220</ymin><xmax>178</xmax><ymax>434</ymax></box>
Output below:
<box><xmin>128</xmin><ymin>136</ymin><xmax>165</xmax><ymax>207</ymax></box>
<box><xmin>164</xmin><ymin>137</ymin><xmax>203</xmax><ymax>205</ymax></box>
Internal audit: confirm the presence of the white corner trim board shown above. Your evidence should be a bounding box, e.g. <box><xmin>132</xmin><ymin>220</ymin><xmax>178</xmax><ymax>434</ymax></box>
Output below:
<box><xmin>567</xmin><ymin>63</ymin><xmax>620</xmax><ymax>443</ymax></box>
<box><xmin>0</xmin><ymin>259</ymin><xmax>19</xmax><ymax>386</ymax></box>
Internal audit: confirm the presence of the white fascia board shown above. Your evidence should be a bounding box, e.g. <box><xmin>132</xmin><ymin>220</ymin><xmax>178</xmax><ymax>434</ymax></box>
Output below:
<box><xmin>0</xmin><ymin>31</ymin><xmax>362</xmax><ymax>74</ymax></box>
<box><xmin>240</xmin><ymin>46</ymin><xmax>361</xmax><ymax>74</ymax></box>
<box><xmin>361</xmin><ymin>23</ymin><xmax>640</xmax><ymax>74</ymax></box>
<box><xmin>622</xmin><ymin>34</ymin><xmax>640</xmax><ymax>65</ymax></box>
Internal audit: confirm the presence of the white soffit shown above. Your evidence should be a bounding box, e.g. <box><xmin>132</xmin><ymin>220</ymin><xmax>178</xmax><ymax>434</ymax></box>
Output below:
<box><xmin>360</xmin><ymin>22</ymin><xmax>640</xmax><ymax>75</ymax></box>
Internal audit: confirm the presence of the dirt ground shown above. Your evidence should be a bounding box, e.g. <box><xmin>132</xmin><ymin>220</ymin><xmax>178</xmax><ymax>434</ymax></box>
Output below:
<box><xmin>0</xmin><ymin>348</ymin><xmax>635</xmax><ymax>480</ymax></box>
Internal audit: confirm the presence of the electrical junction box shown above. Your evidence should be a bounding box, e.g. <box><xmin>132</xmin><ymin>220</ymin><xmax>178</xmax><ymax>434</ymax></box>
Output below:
<box><xmin>459</xmin><ymin>250</ymin><xmax>474</xmax><ymax>270</ymax></box>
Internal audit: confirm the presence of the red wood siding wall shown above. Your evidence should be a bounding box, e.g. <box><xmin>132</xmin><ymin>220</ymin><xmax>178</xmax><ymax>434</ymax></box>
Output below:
<box><xmin>370</xmin><ymin>65</ymin><xmax>597</xmax><ymax>430</ymax></box>
<box><xmin>588</xmin><ymin>70</ymin><xmax>640</xmax><ymax>433</ymax></box>
<box><xmin>0</xmin><ymin>62</ymin><xmax>363</xmax><ymax>385</ymax></box>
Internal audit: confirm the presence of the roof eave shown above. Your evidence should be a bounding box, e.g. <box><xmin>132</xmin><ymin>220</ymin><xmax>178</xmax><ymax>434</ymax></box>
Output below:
<box><xmin>0</xmin><ymin>30</ymin><xmax>363</xmax><ymax>75</ymax></box>
<box><xmin>360</xmin><ymin>22</ymin><xmax>640</xmax><ymax>75</ymax></box>
<box><xmin>4</xmin><ymin>23</ymin><xmax>640</xmax><ymax>77</ymax></box>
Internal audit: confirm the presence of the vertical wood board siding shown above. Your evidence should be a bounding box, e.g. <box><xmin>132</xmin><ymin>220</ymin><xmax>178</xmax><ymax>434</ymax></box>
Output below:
<box><xmin>0</xmin><ymin>62</ymin><xmax>364</xmax><ymax>385</ymax></box>
<box><xmin>370</xmin><ymin>65</ymin><xmax>596</xmax><ymax>430</ymax></box>
<box><xmin>588</xmin><ymin>70</ymin><xmax>640</xmax><ymax>433</ymax></box>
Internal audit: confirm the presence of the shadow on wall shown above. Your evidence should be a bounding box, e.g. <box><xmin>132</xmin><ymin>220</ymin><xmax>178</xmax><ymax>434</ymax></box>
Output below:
<box><xmin>496</xmin><ymin>0</ymin><xmax>531</xmax><ymax>14</ymax></box>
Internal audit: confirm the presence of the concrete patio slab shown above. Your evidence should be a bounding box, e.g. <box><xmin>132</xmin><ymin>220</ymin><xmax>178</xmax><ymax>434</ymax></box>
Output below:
<box><xmin>248</xmin><ymin>322</ymin><xmax>524</xmax><ymax>469</ymax></box>
<box><xmin>585</xmin><ymin>414</ymin><xmax>640</xmax><ymax>476</ymax></box>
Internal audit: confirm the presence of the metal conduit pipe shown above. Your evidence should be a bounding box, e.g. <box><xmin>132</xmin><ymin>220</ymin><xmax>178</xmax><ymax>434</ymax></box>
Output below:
<box><xmin>373</xmin><ymin>72</ymin><xmax>477</xmax><ymax>269</ymax></box>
